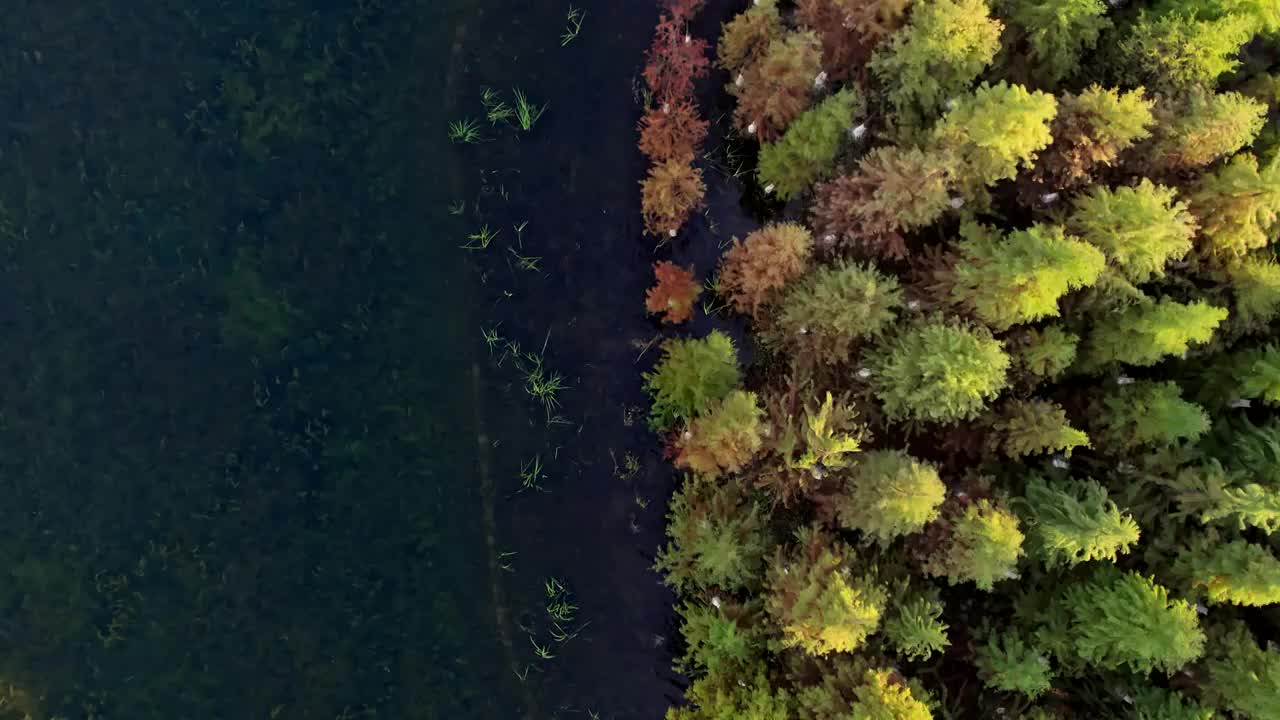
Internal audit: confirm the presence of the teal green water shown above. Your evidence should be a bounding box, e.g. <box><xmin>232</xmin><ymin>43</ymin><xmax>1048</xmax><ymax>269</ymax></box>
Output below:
<box><xmin>0</xmin><ymin>1</ymin><xmax>677</xmax><ymax>718</ymax></box>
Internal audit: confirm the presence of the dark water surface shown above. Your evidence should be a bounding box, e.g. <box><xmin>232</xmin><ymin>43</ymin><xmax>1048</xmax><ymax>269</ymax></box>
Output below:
<box><xmin>0</xmin><ymin>1</ymin><xmax>693</xmax><ymax>717</ymax></box>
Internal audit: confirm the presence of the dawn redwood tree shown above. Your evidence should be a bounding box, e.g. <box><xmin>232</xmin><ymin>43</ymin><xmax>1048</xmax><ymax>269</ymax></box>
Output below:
<box><xmin>989</xmin><ymin>399</ymin><xmax>1089</xmax><ymax>458</ymax></box>
<box><xmin>1172</xmin><ymin>536</ymin><xmax>1280</xmax><ymax>607</ymax></box>
<box><xmin>974</xmin><ymin>628</ymin><xmax>1054</xmax><ymax>698</ymax></box>
<box><xmin>1020</xmin><ymin>475</ymin><xmax>1140</xmax><ymax>567</ymax></box>
<box><xmin>1226</xmin><ymin>252</ymin><xmax>1280</xmax><ymax>328</ymax></box>
<box><xmin>644</xmin><ymin>331</ymin><xmax>740</xmax><ymax>430</ymax></box>
<box><xmin>757</xmin><ymin>88</ymin><xmax>865</xmax><ymax>199</ymax></box>
<box><xmin>948</xmin><ymin>222</ymin><xmax>1104</xmax><ymax>330</ymax></box>
<box><xmin>829</xmin><ymin>449</ymin><xmax>946</xmax><ymax>543</ymax></box>
<box><xmin>924</xmin><ymin>498</ymin><xmax>1025</xmax><ymax>591</ymax></box>
<box><xmin>655</xmin><ymin>481</ymin><xmax>768</xmax><ymax>592</ymax></box>
<box><xmin>1189</xmin><ymin>152</ymin><xmax>1280</xmax><ymax>259</ymax></box>
<box><xmin>1115</xmin><ymin>10</ymin><xmax>1256</xmax><ymax>94</ymax></box>
<box><xmin>811</xmin><ymin>145</ymin><xmax>952</xmax><ymax>258</ymax></box>
<box><xmin>869</xmin><ymin>0</ymin><xmax>1003</xmax><ymax>136</ymax></box>
<box><xmin>1164</xmin><ymin>460</ymin><xmax>1280</xmax><ymax>534</ymax></box>
<box><xmin>646</xmin><ymin>261</ymin><xmax>702</xmax><ymax>324</ymax></box>
<box><xmin>716</xmin><ymin>0</ymin><xmax>783</xmax><ymax>75</ymax></box>
<box><xmin>1201</xmin><ymin>621</ymin><xmax>1280</xmax><ymax>719</ymax></box>
<box><xmin>770</xmin><ymin>261</ymin><xmax>903</xmax><ymax>364</ymax></box>
<box><xmin>796</xmin><ymin>0</ymin><xmax>913</xmax><ymax>77</ymax></box>
<box><xmin>1055</xmin><ymin>568</ymin><xmax>1205</xmax><ymax>674</ymax></box>
<box><xmin>1023</xmin><ymin>85</ymin><xmax>1154</xmax><ymax>196</ymax></box>
<box><xmin>866</xmin><ymin>319</ymin><xmax>1011</xmax><ymax>423</ymax></box>
<box><xmin>884</xmin><ymin>593</ymin><xmax>949</xmax><ymax>661</ymax></box>
<box><xmin>1090</xmin><ymin>380</ymin><xmax>1211</xmax><ymax>450</ymax></box>
<box><xmin>718</xmin><ymin>222</ymin><xmax>814</xmax><ymax>318</ymax></box>
<box><xmin>732</xmin><ymin>30</ymin><xmax>823</xmax><ymax>142</ymax></box>
<box><xmin>1066</xmin><ymin>180</ymin><xmax>1196</xmax><ymax>282</ymax></box>
<box><xmin>675</xmin><ymin>390</ymin><xmax>767</xmax><ymax>479</ymax></box>
<box><xmin>996</xmin><ymin>0</ymin><xmax>1111</xmax><ymax>86</ymax></box>
<box><xmin>931</xmin><ymin>82</ymin><xmax>1058</xmax><ymax>192</ymax></box>
<box><xmin>644</xmin><ymin>14</ymin><xmax>711</xmax><ymax>104</ymax></box>
<box><xmin>1150</xmin><ymin>90</ymin><xmax>1266</xmax><ymax>172</ymax></box>
<box><xmin>1081</xmin><ymin>298</ymin><xmax>1226</xmax><ymax>369</ymax></box>
<box><xmin>766</xmin><ymin>527</ymin><xmax>888</xmax><ymax>656</ymax></box>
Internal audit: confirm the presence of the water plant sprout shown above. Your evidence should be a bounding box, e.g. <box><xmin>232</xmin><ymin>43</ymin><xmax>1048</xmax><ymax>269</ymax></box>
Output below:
<box><xmin>481</xmin><ymin>87</ymin><xmax>515</xmax><ymax>126</ymax></box>
<box><xmin>561</xmin><ymin>5</ymin><xmax>586</xmax><ymax>46</ymax></box>
<box><xmin>508</xmin><ymin>247</ymin><xmax>541</xmax><ymax>272</ymax></box>
<box><xmin>519</xmin><ymin>455</ymin><xmax>546</xmax><ymax>492</ymax></box>
<box><xmin>460</xmin><ymin>224</ymin><xmax>499</xmax><ymax>251</ymax></box>
<box><xmin>512</xmin><ymin>88</ymin><xmax>546</xmax><ymax>132</ymax></box>
<box><xmin>447</xmin><ymin>117</ymin><xmax>484</xmax><ymax>143</ymax></box>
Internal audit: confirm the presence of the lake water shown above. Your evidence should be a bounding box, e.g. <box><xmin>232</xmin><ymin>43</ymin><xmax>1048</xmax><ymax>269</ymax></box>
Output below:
<box><xmin>0</xmin><ymin>1</ymin><xmax>714</xmax><ymax>717</ymax></box>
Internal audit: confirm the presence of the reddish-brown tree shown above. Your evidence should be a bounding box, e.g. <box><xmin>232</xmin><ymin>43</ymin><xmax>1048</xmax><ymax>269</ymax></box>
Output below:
<box><xmin>732</xmin><ymin>31</ymin><xmax>822</xmax><ymax>142</ymax></box>
<box><xmin>644</xmin><ymin>16</ymin><xmax>711</xmax><ymax>104</ymax></box>
<box><xmin>638</xmin><ymin>101</ymin><xmax>709</xmax><ymax>164</ymax></box>
<box><xmin>661</xmin><ymin>0</ymin><xmax>706</xmax><ymax>22</ymax></box>
<box><xmin>645</xmin><ymin>261</ymin><xmax>703</xmax><ymax>324</ymax></box>
<box><xmin>796</xmin><ymin>0</ymin><xmax>910</xmax><ymax>80</ymax></box>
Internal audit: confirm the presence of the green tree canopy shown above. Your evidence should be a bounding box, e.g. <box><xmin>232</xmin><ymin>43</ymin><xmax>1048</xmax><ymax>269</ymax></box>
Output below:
<box><xmin>949</xmin><ymin>222</ymin><xmax>1105</xmax><ymax>329</ymax></box>
<box><xmin>645</xmin><ymin>331</ymin><xmax>741</xmax><ymax>429</ymax></box>
<box><xmin>869</xmin><ymin>0</ymin><xmax>1003</xmax><ymax>134</ymax></box>
<box><xmin>758</xmin><ymin>88</ymin><xmax>865</xmax><ymax>200</ymax></box>
<box><xmin>975</xmin><ymin>627</ymin><xmax>1054</xmax><ymax>698</ymax></box>
<box><xmin>1021</xmin><ymin>475</ymin><xmax>1140</xmax><ymax>567</ymax></box>
<box><xmin>925</xmin><ymin>499</ymin><xmax>1025</xmax><ymax>590</ymax></box>
<box><xmin>831</xmin><ymin>449</ymin><xmax>946</xmax><ymax>542</ymax></box>
<box><xmin>884</xmin><ymin>593</ymin><xmax>950</xmax><ymax>661</ymax></box>
<box><xmin>1151</xmin><ymin>90</ymin><xmax>1267</xmax><ymax>171</ymax></box>
<box><xmin>766</xmin><ymin>527</ymin><xmax>888</xmax><ymax>656</ymax></box>
<box><xmin>1201</xmin><ymin>621</ymin><xmax>1280</xmax><ymax>719</ymax></box>
<box><xmin>990</xmin><ymin>399</ymin><xmax>1090</xmax><ymax>458</ymax></box>
<box><xmin>1173</xmin><ymin>537</ymin><xmax>1280</xmax><ymax>606</ymax></box>
<box><xmin>1082</xmin><ymin>298</ymin><xmax>1226</xmax><ymax>369</ymax></box>
<box><xmin>656</xmin><ymin>481</ymin><xmax>768</xmax><ymax>592</ymax></box>
<box><xmin>1190</xmin><ymin>152</ymin><xmax>1280</xmax><ymax>259</ymax></box>
<box><xmin>770</xmin><ymin>261</ymin><xmax>902</xmax><ymax>364</ymax></box>
<box><xmin>867</xmin><ymin>319</ymin><xmax>1011</xmax><ymax>422</ymax></box>
<box><xmin>1058</xmin><ymin>569</ymin><xmax>1205</xmax><ymax>674</ymax></box>
<box><xmin>1092</xmin><ymin>380</ymin><xmax>1211</xmax><ymax>449</ymax></box>
<box><xmin>1066</xmin><ymin>180</ymin><xmax>1196</xmax><ymax>282</ymax></box>
<box><xmin>1116</xmin><ymin>11</ymin><xmax>1257</xmax><ymax>94</ymax></box>
<box><xmin>932</xmin><ymin>82</ymin><xmax>1058</xmax><ymax>190</ymax></box>
<box><xmin>997</xmin><ymin>0</ymin><xmax>1111</xmax><ymax>86</ymax></box>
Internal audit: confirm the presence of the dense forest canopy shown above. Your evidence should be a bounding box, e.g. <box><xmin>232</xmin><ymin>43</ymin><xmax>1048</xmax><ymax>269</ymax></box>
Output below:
<box><xmin>639</xmin><ymin>0</ymin><xmax>1280</xmax><ymax>717</ymax></box>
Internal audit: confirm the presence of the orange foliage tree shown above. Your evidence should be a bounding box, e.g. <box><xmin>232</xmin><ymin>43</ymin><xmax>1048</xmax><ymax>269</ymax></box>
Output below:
<box><xmin>638</xmin><ymin>101</ymin><xmax>709</xmax><ymax>164</ymax></box>
<box><xmin>641</xmin><ymin>160</ymin><xmax>707</xmax><ymax>237</ymax></box>
<box><xmin>646</xmin><ymin>261</ymin><xmax>703</xmax><ymax>324</ymax></box>
<box><xmin>718</xmin><ymin>223</ymin><xmax>814</xmax><ymax>318</ymax></box>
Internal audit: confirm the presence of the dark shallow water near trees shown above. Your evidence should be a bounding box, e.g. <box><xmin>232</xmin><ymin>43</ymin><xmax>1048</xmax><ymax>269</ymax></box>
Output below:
<box><xmin>0</xmin><ymin>0</ymin><xmax>757</xmax><ymax>717</ymax></box>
